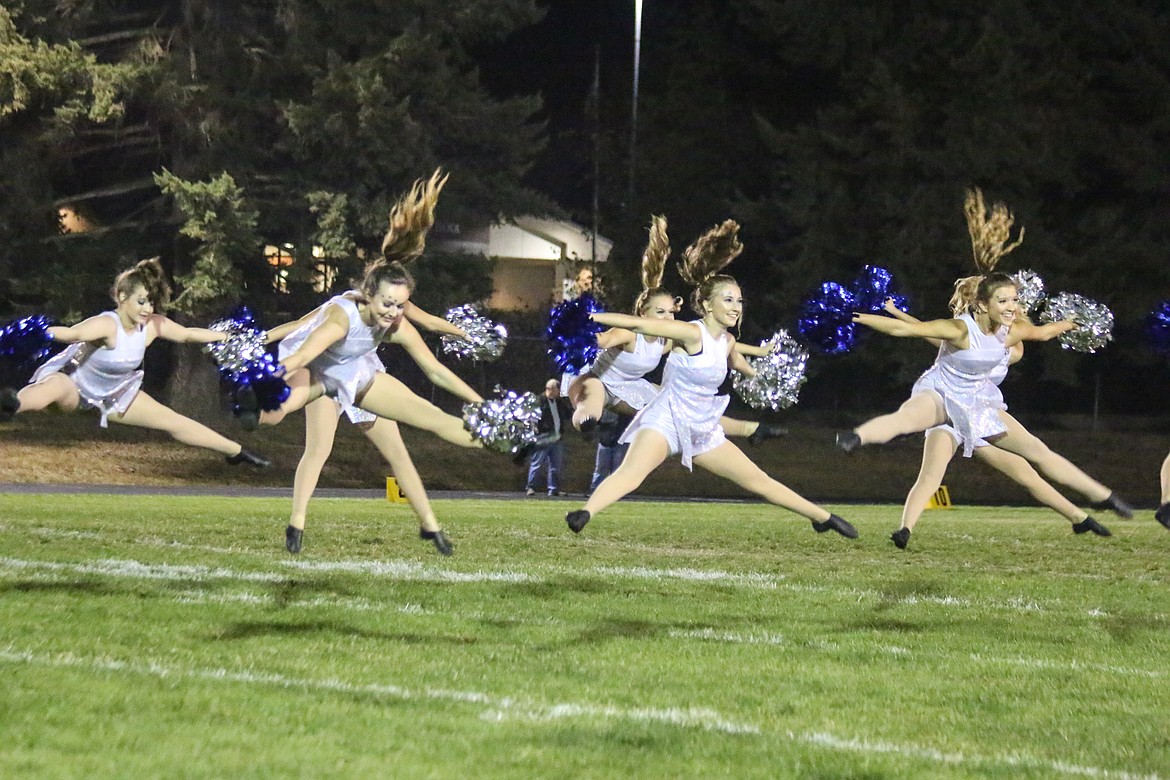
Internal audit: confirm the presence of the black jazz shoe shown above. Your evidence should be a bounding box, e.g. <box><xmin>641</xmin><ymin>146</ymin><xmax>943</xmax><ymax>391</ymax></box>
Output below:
<box><xmin>579</xmin><ymin>417</ymin><xmax>598</xmax><ymax>441</ymax></box>
<box><xmin>1072</xmin><ymin>516</ymin><xmax>1112</xmax><ymax>537</ymax></box>
<box><xmin>566</xmin><ymin>510</ymin><xmax>592</xmax><ymax>534</ymax></box>
<box><xmin>748</xmin><ymin>421</ymin><xmax>789</xmax><ymax>447</ymax></box>
<box><xmin>812</xmin><ymin>514</ymin><xmax>858</xmax><ymax>538</ymax></box>
<box><xmin>1089</xmin><ymin>492</ymin><xmax>1135</xmax><ymax>519</ymax></box>
<box><xmin>0</xmin><ymin>387</ymin><xmax>20</xmax><ymax>422</ymax></box>
<box><xmin>285</xmin><ymin>525</ymin><xmax>303</xmax><ymax>554</ymax></box>
<box><xmin>835</xmin><ymin>430</ymin><xmax>861</xmax><ymax>454</ymax></box>
<box><xmin>226</xmin><ymin>448</ymin><xmax>271</xmax><ymax>468</ymax></box>
<box><xmin>890</xmin><ymin>527</ymin><xmax>911</xmax><ymax>549</ymax></box>
<box><xmin>1156</xmin><ymin>503</ymin><xmax>1170</xmax><ymax>531</ymax></box>
<box><xmin>420</xmin><ymin>528</ymin><xmax>454</xmax><ymax>556</ymax></box>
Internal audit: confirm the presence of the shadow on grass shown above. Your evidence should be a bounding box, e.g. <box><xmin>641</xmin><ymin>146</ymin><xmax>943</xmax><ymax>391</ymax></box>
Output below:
<box><xmin>211</xmin><ymin>619</ymin><xmax>479</xmax><ymax>645</ymax></box>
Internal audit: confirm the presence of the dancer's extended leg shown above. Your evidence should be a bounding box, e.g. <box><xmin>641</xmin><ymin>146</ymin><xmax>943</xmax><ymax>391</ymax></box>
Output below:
<box><xmin>854</xmin><ymin>391</ymin><xmax>947</xmax><ymax>446</ymax></box>
<box><xmin>355</xmin><ymin>373</ymin><xmax>479</xmax><ymax>448</ymax></box>
<box><xmin>986</xmin><ymin>412</ymin><xmax>1111</xmax><ymax>503</ymax></box>
<box><xmin>581</xmin><ymin>429</ymin><xmax>670</xmax><ymax>516</ymax></box>
<box><xmin>693</xmin><ymin>441</ymin><xmax>831</xmax><ymax>522</ymax></box>
<box><xmin>899</xmin><ymin>430</ymin><xmax>959</xmax><ymax>532</ymax></box>
<box><xmin>112</xmin><ymin>391</ymin><xmax>245</xmax><ymax>456</ymax></box>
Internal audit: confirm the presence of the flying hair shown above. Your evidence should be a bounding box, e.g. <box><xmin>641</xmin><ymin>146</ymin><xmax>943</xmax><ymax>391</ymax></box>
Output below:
<box><xmin>964</xmin><ymin>187</ymin><xmax>1024</xmax><ymax>274</ymax></box>
<box><xmin>950</xmin><ymin>189</ymin><xmax>1026</xmax><ymax>315</ymax></box>
<box><xmin>380</xmin><ymin>168</ymin><xmax>448</xmax><ymax>265</ymax></box>
<box><xmin>633</xmin><ymin>215</ymin><xmax>675</xmax><ymax>314</ymax></box>
<box><xmin>679</xmin><ymin>220</ymin><xmax>743</xmax><ymax>314</ymax></box>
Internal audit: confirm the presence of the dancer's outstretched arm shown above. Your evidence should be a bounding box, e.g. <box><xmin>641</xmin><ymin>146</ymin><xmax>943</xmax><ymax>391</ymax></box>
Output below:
<box><xmin>46</xmin><ymin>314</ymin><xmax>117</xmax><ymax>346</ymax></box>
<box><xmin>404</xmin><ymin>302</ymin><xmax>467</xmax><ymax>339</ymax></box>
<box><xmin>279</xmin><ymin>305</ymin><xmax>348</xmax><ymax>374</ymax></box>
<box><xmin>265</xmin><ymin>305</ymin><xmax>324</xmax><ymax>344</ymax></box>
<box><xmin>150</xmin><ymin>315</ymin><xmax>228</xmax><ymax>344</ymax></box>
<box><xmin>387</xmin><ymin>318</ymin><xmax>482</xmax><ymax>404</ymax></box>
<box><xmin>591</xmin><ymin>312</ymin><xmax>702</xmax><ymax>352</ymax></box>
<box><xmin>853</xmin><ymin>312</ymin><xmax>967</xmax><ymax>345</ymax></box>
<box><xmin>1004</xmin><ymin>318</ymin><xmax>1077</xmax><ymax>346</ymax></box>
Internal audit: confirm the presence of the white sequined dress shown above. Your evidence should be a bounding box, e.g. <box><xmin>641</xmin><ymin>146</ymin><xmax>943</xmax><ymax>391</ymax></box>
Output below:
<box><xmin>619</xmin><ymin>321</ymin><xmax>730</xmax><ymax>470</ymax></box>
<box><xmin>584</xmin><ymin>332</ymin><xmax>663</xmax><ymax>411</ymax></box>
<box><xmin>279</xmin><ymin>293</ymin><xmax>389</xmax><ymax>424</ymax></box>
<box><xmin>29</xmin><ymin>311</ymin><xmax>146</xmax><ymax>428</ymax></box>
<box><xmin>911</xmin><ymin>313</ymin><xmax>1009</xmax><ymax>457</ymax></box>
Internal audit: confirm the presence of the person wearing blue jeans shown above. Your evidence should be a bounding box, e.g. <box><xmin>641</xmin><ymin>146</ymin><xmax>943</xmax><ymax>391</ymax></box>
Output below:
<box><xmin>526</xmin><ymin>378</ymin><xmax>572</xmax><ymax>496</ymax></box>
<box><xmin>588</xmin><ymin>410</ymin><xmax>630</xmax><ymax>495</ymax></box>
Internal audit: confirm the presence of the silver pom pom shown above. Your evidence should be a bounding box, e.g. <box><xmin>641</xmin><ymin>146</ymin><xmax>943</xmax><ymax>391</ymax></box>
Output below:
<box><xmin>1040</xmin><ymin>292</ymin><xmax>1114</xmax><ymax>353</ymax></box>
<box><xmin>204</xmin><ymin>318</ymin><xmax>268</xmax><ymax>377</ymax></box>
<box><xmin>441</xmin><ymin>304</ymin><xmax>508</xmax><ymax>362</ymax></box>
<box><xmin>1010</xmin><ymin>269</ymin><xmax>1046</xmax><ymax>316</ymax></box>
<box><xmin>463</xmin><ymin>389</ymin><xmax>541</xmax><ymax>453</ymax></box>
<box><xmin>732</xmin><ymin>330</ymin><xmax>809</xmax><ymax>410</ymax></box>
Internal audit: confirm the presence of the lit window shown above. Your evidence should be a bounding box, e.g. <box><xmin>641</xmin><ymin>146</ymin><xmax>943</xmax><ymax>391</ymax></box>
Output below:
<box><xmin>264</xmin><ymin>244</ymin><xmax>294</xmax><ymax>294</ymax></box>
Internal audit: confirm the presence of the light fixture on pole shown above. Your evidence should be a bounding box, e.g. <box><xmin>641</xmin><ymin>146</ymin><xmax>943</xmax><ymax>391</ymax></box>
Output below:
<box><xmin>627</xmin><ymin>0</ymin><xmax>643</xmax><ymax>204</ymax></box>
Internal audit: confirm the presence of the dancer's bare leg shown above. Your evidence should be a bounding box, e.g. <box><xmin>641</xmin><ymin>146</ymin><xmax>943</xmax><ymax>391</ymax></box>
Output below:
<box><xmin>718</xmin><ymin>417</ymin><xmax>756</xmax><ymax>437</ymax></box>
<box><xmin>974</xmin><ymin>444</ymin><xmax>1086</xmax><ymax>522</ymax></box>
<box><xmin>15</xmin><ymin>375</ymin><xmax>81</xmax><ymax>413</ymax></box>
<box><xmin>854</xmin><ymin>392</ymin><xmax>947</xmax><ymax>445</ymax></box>
<box><xmin>581</xmin><ymin>429</ymin><xmax>670</xmax><ymax>516</ymax></box>
<box><xmin>112</xmin><ymin>391</ymin><xmax>245</xmax><ymax>456</ymax></box>
<box><xmin>355</xmin><ymin>373</ymin><xmax>479</xmax><ymax>448</ymax></box>
<box><xmin>1161</xmin><ymin>450</ymin><xmax>1170</xmax><ymax>506</ymax></box>
<box><xmin>569</xmin><ymin>375</ymin><xmax>606</xmax><ymax>430</ymax></box>
<box><xmin>289</xmin><ymin>396</ymin><xmax>340</xmax><ymax>531</ymax></box>
<box><xmin>362</xmin><ymin>417</ymin><xmax>441</xmax><ymax>533</ymax></box>
<box><xmin>693</xmin><ymin>441</ymin><xmax>831</xmax><ymax>522</ymax></box>
<box><xmin>900</xmin><ymin>431</ymin><xmax>959</xmax><ymax>532</ymax></box>
<box><xmin>258</xmin><ymin>369</ymin><xmax>324</xmax><ymax>426</ymax></box>
<box><xmin>986</xmin><ymin>412</ymin><xmax>1111</xmax><ymax>502</ymax></box>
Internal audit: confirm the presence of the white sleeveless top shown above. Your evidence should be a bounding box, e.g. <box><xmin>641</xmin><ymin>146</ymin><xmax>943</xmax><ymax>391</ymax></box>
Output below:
<box><xmin>620</xmin><ymin>321</ymin><xmax>731</xmax><ymax>469</ymax></box>
<box><xmin>586</xmin><ymin>332</ymin><xmax>663</xmax><ymax>411</ymax></box>
<box><xmin>279</xmin><ymin>292</ymin><xmax>390</xmax><ymax>422</ymax></box>
<box><xmin>30</xmin><ymin>311</ymin><xmax>146</xmax><ymax>427</ymax></box>
<box><xmin>912</xmin><ymin>314</ymin><xmax>1009</xmax><ymax>456</ymax></box>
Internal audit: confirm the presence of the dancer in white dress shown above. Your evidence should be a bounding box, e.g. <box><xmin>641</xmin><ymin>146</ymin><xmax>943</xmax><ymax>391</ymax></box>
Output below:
<box><xmin>564</xmin><ymin>220</ymin><xmax>857</xmax><ymax>538</ymax></box>
<box><xmin>247</xmin><ymin>171</ymin><xmax>482</xmax><ymax>553</ymax></box>
<box><xmin>837</xmin><ymin>190</ymin><xmax>1132</xmax><ymax>547</ymax></box>
<box><xmin>1</xmin><ymin>258</ymin><xmax>269</xmax><ymax>467</ymax></box>
<box><xmin>567</xmin><ymin>216</ymin><xmax>786</xmax><ymax>446</ymax></box>
<box><xmin>1159</xmin><ymin>454</ymin><xmax>1170</xmax><ymax>530</ymax></box>
<box><xmin>883</xmin><ymin>298</ymin><xmax>1113</xmax><ymax>546</ymax></box>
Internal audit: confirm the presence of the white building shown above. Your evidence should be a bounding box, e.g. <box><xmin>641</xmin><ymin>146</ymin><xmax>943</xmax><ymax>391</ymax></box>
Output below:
<box><xmin>433</xmin><ymin>216</ymin><xmax>612</xmax><ymax>311</ymax></box>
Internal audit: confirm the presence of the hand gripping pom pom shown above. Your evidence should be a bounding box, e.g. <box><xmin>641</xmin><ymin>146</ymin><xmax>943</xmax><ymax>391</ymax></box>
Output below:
<box><xmin>797</xmin><ymin>282</ymin><xmax>858</xmax><ymax>354</ymax></box>
<box><xmin>850</xmin><ymin>265</ymin><xmax>908</xmax><ymax>314</ymax></box>
<box><xmin>203</xmin><ymin>307</ymin><xmax>290</xmax><ymax>411</ymax></box>
<box><xmin>463</xmin><ymin>389</ymin><xmax>542</xmax><ymax>453</ymax></box>
<box><xmin>1145</xmin><ymin>300</ymin><xmax>1170</xmax><ymax>356</ymax></box>
<box><xmin>732</xmin><ymin>330</ymin><xmax>809</xmax><ymax>411</ymax></box>
<box><xmin>0</xmin><ymin>315</ymin><xmax>54</xmax><ymax>367</ymax></box>
<box><xmin>1010</xmin><ymin>270</ymin><xmax>1046</xmax><ymax>316</ymax></box>
<box><xmin>546</xmin><ymin>293</ymin><xmax>605</xmax><ymax>373</ymax></box>
<box><xmin>441</xmin><ymin>304</ymin><xmax>508</xmax><ymax>362</ymax></box>
<box><xmin>1040</xmin><ymin>292</ymin><xmax>1114</xmax><ymax>353</ymax></box>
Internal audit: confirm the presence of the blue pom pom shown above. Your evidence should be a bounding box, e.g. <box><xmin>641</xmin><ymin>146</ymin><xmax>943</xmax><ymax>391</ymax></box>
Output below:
<box><xmin>850</xmin><ymin>265</ymin><xmax>908</xmax><ymax>314</ymax></box>
<box><xmin>1146</xmin><ymin>300</ymin><xmax>1170</xmax><ymax>356</ymax></box>
<box><xmin>546</xmin><ymin>294</ymin><xmax>605</xmax><ymax>373</ymax></box>
<box><xmin>0</xmin><ymin>315</ymin><xmax>55</xmax><ymax>367</ymax></box>
<box><xmin>797</xmin><ymin>282</ymin><xmax>858</xmax><ymax>354</ymax></box>
<box><xmin>238</xmin><ymin>354</ymin><xmax>291</xmax><ymax>412</ymax></box>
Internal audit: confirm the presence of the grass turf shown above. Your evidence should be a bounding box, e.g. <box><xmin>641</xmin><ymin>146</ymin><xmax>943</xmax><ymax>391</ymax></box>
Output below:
<box><xmin>1</xmin><ymin>493</ymin><xmax>1168</xmax><ymax>778</ymax></box>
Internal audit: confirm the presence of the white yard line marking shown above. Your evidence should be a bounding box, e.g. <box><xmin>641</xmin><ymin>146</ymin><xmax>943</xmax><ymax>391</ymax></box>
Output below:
<box><xmin>0</xmin><ymin>646</ymin><xmax>1158</xmax><ymax>778</ymax></box>
<box><xmin>0</xmin><ymin>647</ymin><xmax>758</xmax><ymax>736</ymax></box>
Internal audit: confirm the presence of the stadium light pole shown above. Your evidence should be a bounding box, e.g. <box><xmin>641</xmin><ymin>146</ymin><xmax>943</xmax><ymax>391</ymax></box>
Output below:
<box><xmin>627</xmin><ymin>0</ymin><xmax>643</xmax><ymax>205</ymax></box>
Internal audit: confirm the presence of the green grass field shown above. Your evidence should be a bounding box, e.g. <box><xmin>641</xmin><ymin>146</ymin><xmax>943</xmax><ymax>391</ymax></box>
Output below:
<box><xmin>1</xmin><ymin>493</ymin><xmax>1168</xmax><ymax>778</ymax></box>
